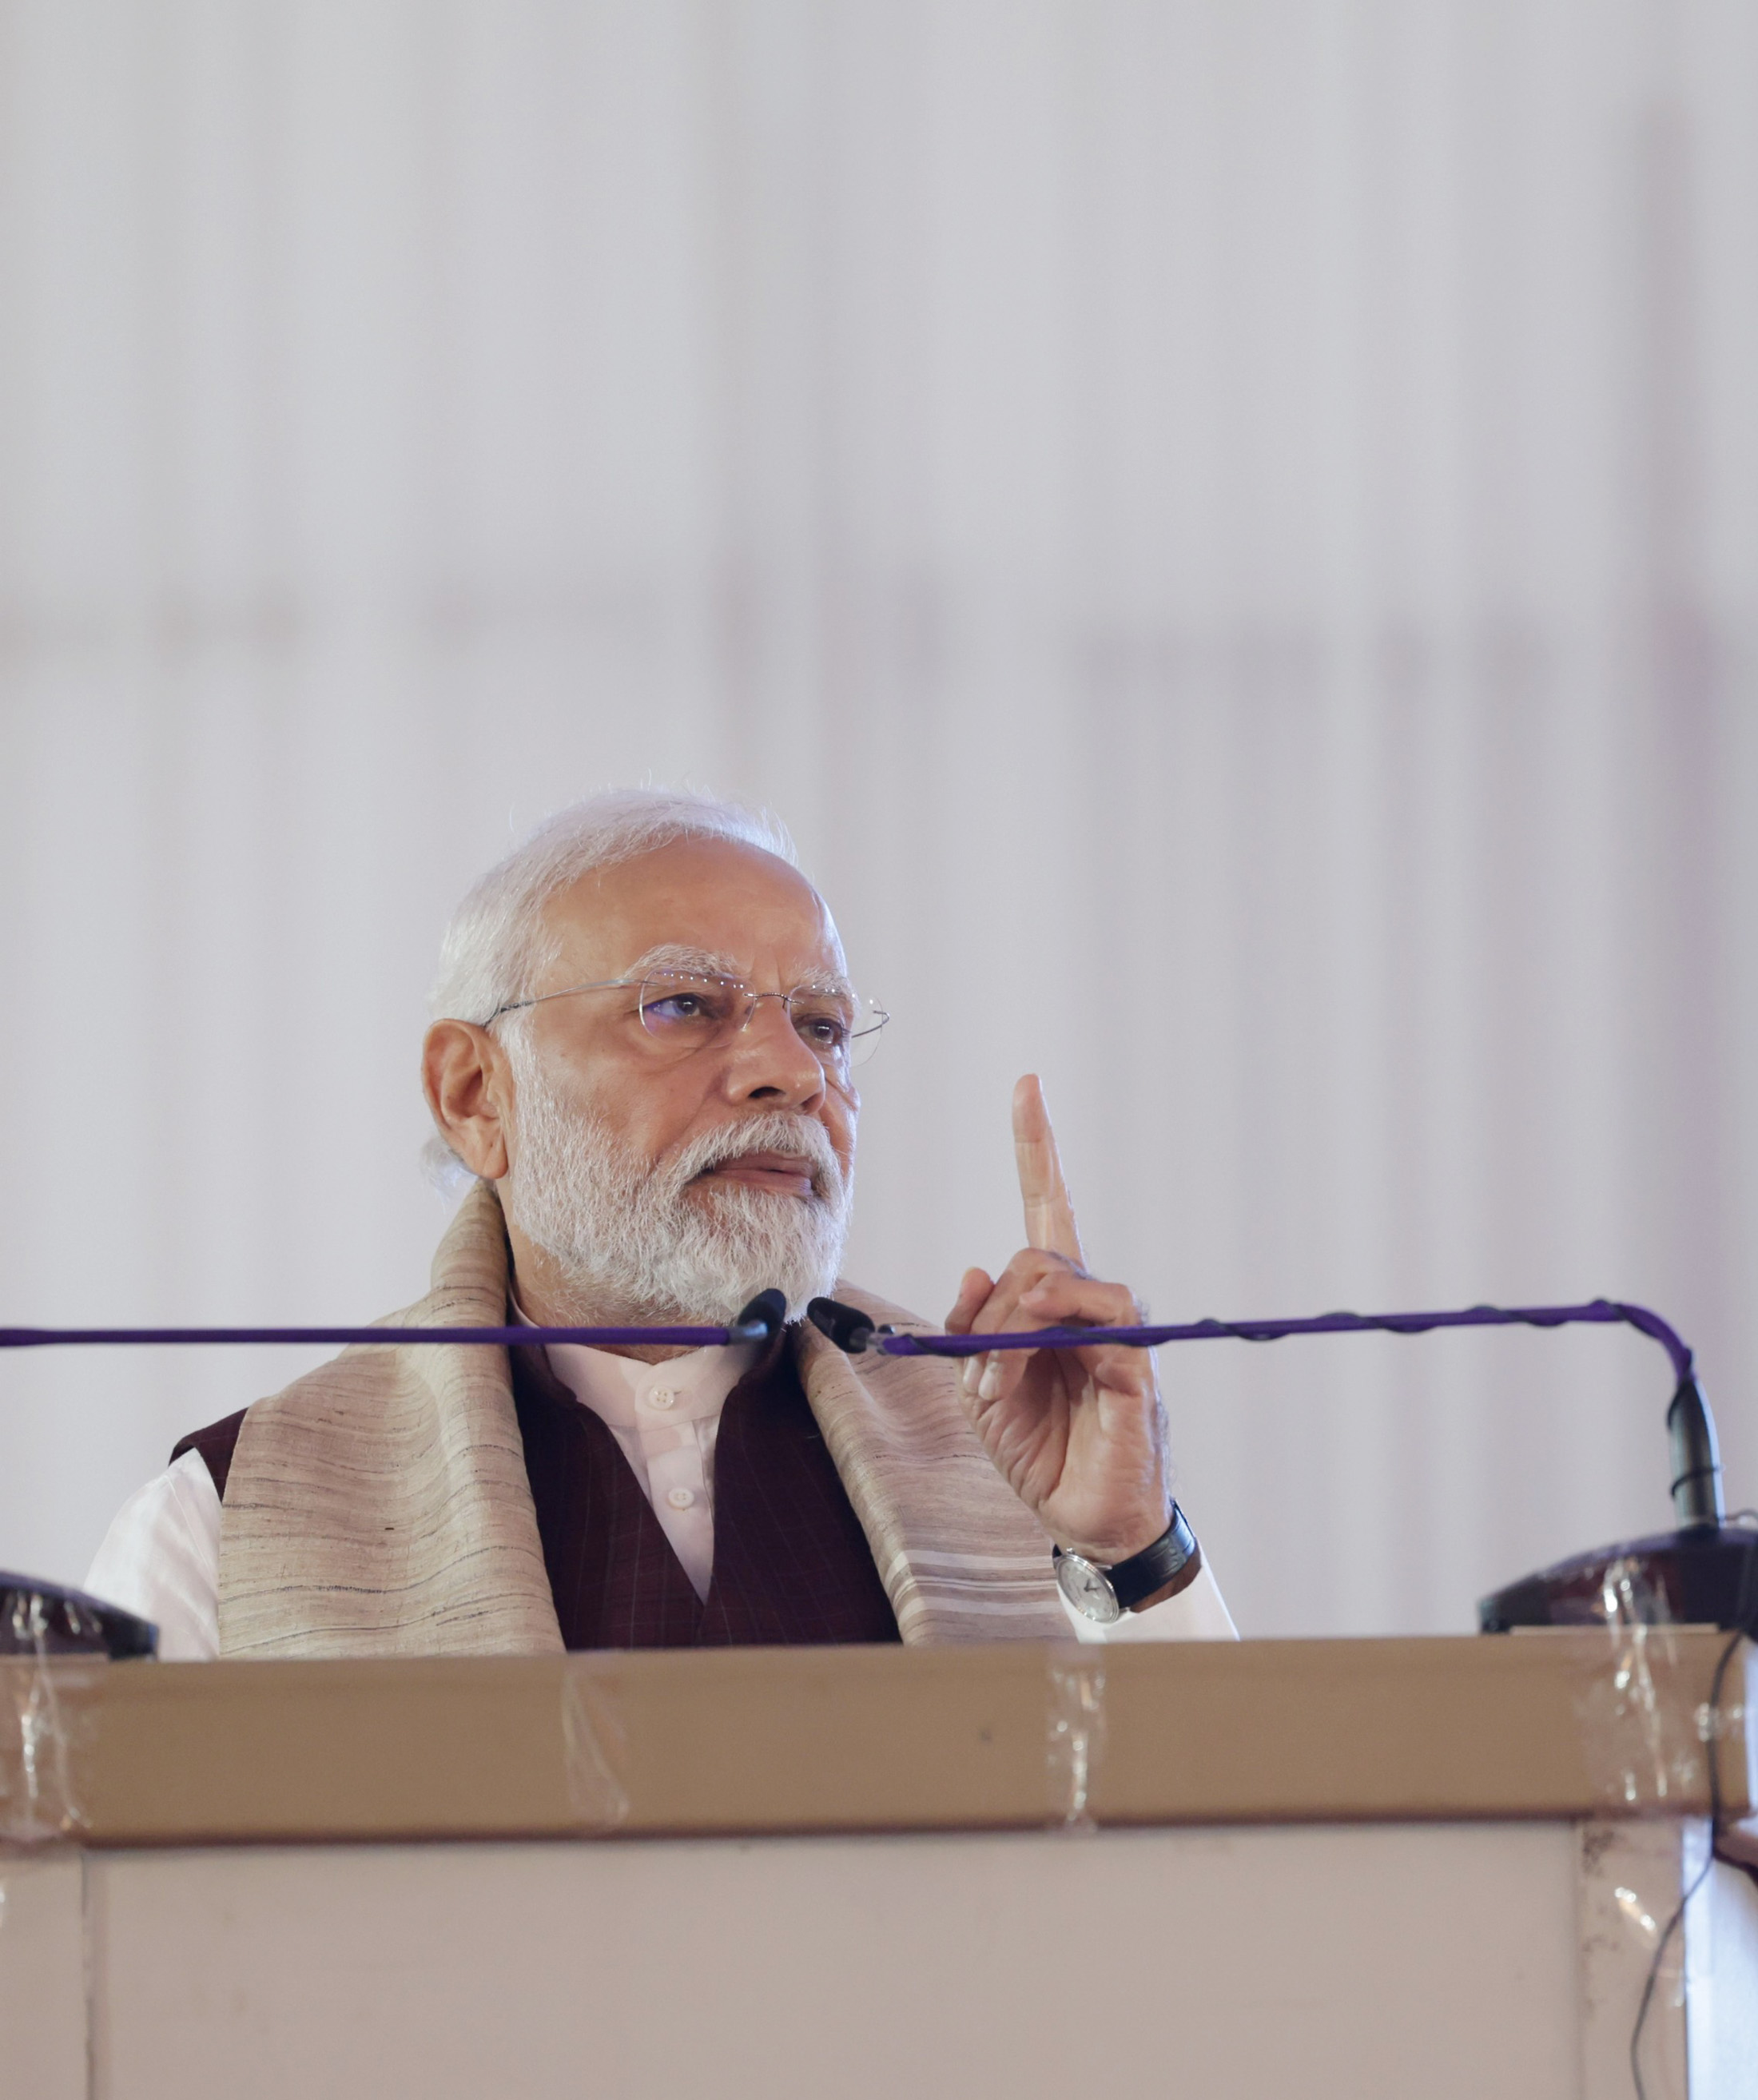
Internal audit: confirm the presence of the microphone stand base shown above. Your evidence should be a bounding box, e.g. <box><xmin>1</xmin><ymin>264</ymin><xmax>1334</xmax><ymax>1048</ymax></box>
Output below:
<box><xmin>1479</xmin><ymin>1526</ymin><xmax>1758</xmax><ymax>1636</ymax></box>
<box><xmin>0</xmin><ymin>1572</ymin><xmax>158</xmax><ymax>1658</ymax></box>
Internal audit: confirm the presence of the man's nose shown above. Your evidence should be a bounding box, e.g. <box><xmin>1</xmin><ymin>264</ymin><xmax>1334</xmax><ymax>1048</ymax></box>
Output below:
<box><xmin>722</xmin><ymin>994</ymin><xmax>827</xmax><ymax>1106</ymax></box>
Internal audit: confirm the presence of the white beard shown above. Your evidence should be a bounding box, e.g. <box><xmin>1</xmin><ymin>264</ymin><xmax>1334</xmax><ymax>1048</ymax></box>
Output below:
<box><xmin>500</xmin><ymin>1038</ymin><xmax>853</xmax><ymax>1326</ymax></box>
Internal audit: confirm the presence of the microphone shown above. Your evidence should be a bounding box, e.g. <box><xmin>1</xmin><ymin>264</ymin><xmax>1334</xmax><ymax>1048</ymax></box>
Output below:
<box><xmin>727</xmin><ymin>1290</ymin><xmax>790</xmax><ymax>1346</ymax></box>
<box><xmin>805</xmin><ymin>1297</ymin><xmax>882</xmax><ymax>1354</ymax></box>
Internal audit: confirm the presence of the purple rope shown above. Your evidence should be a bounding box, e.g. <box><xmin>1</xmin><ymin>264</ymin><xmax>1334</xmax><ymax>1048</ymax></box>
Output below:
<box><xmin>0</xmin><ymin>1296</ymin><xmax>1694</xmax><ymax>1382</ymax></box>
<box><xmin>0</xmin><ymin>1323</ymin><xmax>737</xmax><ymax>1350</ymax></box>
<box><xmin>877</xmin><ymin>1297</ymin><xmax>1696</xmax><ymax>1385</ymax></box>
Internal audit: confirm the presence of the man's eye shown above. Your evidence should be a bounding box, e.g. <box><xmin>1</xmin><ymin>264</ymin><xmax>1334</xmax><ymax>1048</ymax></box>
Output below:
<box><xmin>798</xmin><ymin>1014</ymin><xmax>849</xmax><ymax>1048</ymax></box>
<box><xmin>645</xmin><ymin>994</ymin><xmax>707</xmax><ymax>1025</ymax></box>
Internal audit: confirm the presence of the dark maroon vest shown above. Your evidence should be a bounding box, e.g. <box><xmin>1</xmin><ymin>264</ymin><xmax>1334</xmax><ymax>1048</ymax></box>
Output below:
<box><xmin>173</xmin><ymin>1331</ymin><xmax>901</xmax><ymax>1651</ymax></box>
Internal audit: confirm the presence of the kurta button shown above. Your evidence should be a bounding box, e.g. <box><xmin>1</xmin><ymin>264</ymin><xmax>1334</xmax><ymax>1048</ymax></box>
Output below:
<box><xmin>666</xmin><ymin>1487</ymin><xmax>695</xmax><ymax>1510</ymax></box>
<box><xmin>646</xmin><ymin>1387</ymin><xmax>676</xmax><ymax>1410</ymax></box>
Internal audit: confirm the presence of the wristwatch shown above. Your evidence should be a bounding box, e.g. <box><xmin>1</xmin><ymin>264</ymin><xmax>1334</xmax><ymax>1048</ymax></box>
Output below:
<box><xmin>1053</xmin><ymin>1505</ymin><xmax>1201</xmax><ymax>1624</ymax></box>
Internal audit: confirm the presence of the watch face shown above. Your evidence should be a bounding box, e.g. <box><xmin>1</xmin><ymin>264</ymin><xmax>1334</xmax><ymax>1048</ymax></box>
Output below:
<box><xmin>1056</xmin><ymin>1551</ymin><xmax>1123</xmax><ymax>1625</ymax></box>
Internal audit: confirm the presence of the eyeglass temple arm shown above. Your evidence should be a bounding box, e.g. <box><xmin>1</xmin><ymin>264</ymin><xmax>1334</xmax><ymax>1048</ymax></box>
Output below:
<box><xmin>486</xmin><ymin>977</ymin><xmax>634</xmax><ymax>1022</ymax></box>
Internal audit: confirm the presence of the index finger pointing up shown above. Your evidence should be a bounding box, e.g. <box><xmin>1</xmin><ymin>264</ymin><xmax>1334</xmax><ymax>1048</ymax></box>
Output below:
<box><xmin>1012</xmin><ymin>1073</ymin><xmax>1085</xmax><ymax>1264</ymax></box>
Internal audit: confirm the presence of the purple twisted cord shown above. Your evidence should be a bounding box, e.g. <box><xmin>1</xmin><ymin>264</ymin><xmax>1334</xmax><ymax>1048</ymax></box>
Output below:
<box><xmin>0</xmin><ymin>1323</ymin><xmax>734</xmax><ymax>1350</ymax></box>
<box><xmin>877</xmin><ymin>1296</ymin><xmax>1695</xmax><ymax>1384</ymax></box>
<box><xmin>0</xmin><ymin>1296</ymin><xmax>1694</xmax><ymax>1382</ymax></box>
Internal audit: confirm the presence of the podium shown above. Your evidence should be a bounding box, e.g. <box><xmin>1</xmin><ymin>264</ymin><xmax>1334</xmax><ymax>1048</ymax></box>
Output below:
<box><xmin>3</xmin><ymin>1633</ymin><xmax>1755</xmax><ymax>2098</ymax></box>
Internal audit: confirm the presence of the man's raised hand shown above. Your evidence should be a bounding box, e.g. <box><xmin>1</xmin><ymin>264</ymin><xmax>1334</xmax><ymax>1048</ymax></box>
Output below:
<box><xmin>943</xmin><ymin>1076</ymin><xmax>1172</xmax><ymax>1564</ymax></box>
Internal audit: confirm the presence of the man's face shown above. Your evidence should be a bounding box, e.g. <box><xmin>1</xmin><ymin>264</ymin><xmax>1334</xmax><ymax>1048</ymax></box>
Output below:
<box><xmin>471</xmin><ymin>833</ymin><xmax>860</xmax><ymax>1322</ymax></box>
<box><xmin>513</xmin><ymin>833</ymin><xmax>857</xmax><ymax>1197</ymax></box>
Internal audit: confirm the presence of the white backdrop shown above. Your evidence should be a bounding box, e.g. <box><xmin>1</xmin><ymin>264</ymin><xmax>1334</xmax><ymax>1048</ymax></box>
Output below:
<box><xmin>2</xmin><ymin>0</ymin><xmax>1755</xmax><ymax>1638</ymax></box>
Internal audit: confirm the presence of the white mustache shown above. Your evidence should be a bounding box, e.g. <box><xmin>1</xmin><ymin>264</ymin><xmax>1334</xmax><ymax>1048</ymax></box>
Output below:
<box><xmin>669</xmin><ymin>1113</ymin><xmax>844</xmax><ymax>1203</ymax></box>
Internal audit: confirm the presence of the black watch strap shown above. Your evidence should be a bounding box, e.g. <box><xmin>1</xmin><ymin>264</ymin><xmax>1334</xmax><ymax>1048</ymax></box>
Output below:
<box><xmin>1054</xmin><ymin>1504</ymin><xmax>1201</xmax><ymax>1611</ymax></box>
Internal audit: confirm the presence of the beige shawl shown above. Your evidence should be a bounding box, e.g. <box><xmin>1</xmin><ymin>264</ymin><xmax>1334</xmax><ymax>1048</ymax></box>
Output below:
<box><xmin>217</xmin><ymin>1182</ymin><xmax>1068</xmax><ymax>1654</ymax></box>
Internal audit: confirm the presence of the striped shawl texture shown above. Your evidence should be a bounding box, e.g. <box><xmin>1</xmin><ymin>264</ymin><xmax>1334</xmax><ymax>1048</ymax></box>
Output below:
<box><xmin>217</xmin><ymin>1180</ymin><xmax>1068</xmax><ymax>1655</ymax></box>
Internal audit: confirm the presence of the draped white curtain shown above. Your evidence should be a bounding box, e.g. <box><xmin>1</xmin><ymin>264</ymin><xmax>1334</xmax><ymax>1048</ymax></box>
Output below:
<box><xmin>2</xmin><ymin>0</ymin><xmax>1755</xmax><ymax>1637</ymax></box>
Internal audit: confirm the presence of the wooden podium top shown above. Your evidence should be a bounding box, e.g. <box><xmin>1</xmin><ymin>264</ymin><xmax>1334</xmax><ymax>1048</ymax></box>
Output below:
<box><xmin>7</xmin><ymin>1630</ymin><xmax>1751</xmax><ymax>1847</ymax></box>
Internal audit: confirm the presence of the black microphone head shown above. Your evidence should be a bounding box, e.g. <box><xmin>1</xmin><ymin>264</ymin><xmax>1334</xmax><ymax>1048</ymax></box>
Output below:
<box><xmin>730</xmin><ymin>1289</ymin><xmax>789</xmax><ymax>1343</ymax></box>
<box><xmin>805</xmin><ymin>1297</ymin><xmax>879</xmax><ymax>1354</ymax></box>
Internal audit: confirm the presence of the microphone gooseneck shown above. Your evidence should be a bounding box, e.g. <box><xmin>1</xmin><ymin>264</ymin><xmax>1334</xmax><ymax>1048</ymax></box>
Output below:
<box><xmin>0</xmin><ymin>1292</ymin><xmax>1700</xmax><ymax>1379</ymax></box>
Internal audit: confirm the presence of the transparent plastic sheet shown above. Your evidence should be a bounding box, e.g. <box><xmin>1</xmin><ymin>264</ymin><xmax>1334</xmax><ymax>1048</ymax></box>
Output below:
<box><xmin>560</xmin><ymin>1667</ymin><xmax>631</xmax><ymax>1833</ymax></box>
<box><xmin>0</xmin><ymin>1613</ymin><xmax>102</xmax><ymax>1846</ymax></box>
<box><xmin>1587</xmin><ymin>1822</ymin><xmax>1689</xmax><ymax>2004</ymax></box>
<box><xmin>1564</xmin><ymin>1569</ymin><xmax>1758</xmax><ymax>2094</ymax></box>
<box><xmin>1572</xmin><ymin>1557</ymin><xmax>1721</xmax><ymax>1812</ymax></box>
<box><xmin>1046</xmin><ymin>1653</ymin><xmax>1107</xmax><ymax>1831</ymax></box>
<box><xmin>1575</xmin><ymin>1820</ymin><xmax>1696</xmax><ymax>2098</ymax></box>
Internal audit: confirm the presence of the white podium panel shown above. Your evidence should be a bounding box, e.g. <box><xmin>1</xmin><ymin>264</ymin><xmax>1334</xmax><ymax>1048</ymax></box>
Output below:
<box><xmin>4</xmin><ymin>1817</ymin><xmax>1752</xmax><ymax>2099</ymax></box>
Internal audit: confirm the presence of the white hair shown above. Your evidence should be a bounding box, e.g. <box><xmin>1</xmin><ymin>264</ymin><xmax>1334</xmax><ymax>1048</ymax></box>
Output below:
<box><xmin>424</xmin><ymin>787</ymin><xmax>799</xmax><ymax>1187</ymax></box>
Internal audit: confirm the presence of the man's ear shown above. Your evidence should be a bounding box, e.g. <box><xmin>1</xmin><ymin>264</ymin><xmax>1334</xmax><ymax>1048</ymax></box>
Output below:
<box><xmin>421</xmin><ymin>1020</ymin><xmax>514</xmax><ymax>1181</ymax></box>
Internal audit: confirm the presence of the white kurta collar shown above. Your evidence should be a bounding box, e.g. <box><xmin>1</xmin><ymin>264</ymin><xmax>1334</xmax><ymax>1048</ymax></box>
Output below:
<box><xmin>507</xmin><ymin>1291</ymin><xmax>759</xmax><ymax>1426</ymax></box>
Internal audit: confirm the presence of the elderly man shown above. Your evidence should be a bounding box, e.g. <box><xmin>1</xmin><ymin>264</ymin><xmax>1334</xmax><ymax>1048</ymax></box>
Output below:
<box><xmin>89</xmin><ymin>789</ymin><xmax>1235</xmax><ymax>1656</ymax></box>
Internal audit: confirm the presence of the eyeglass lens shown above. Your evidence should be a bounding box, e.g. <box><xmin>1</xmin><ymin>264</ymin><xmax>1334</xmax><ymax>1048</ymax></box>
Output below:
<box><xmin>634</xmin><ymin>972</ymin><xmax>884</xmax><ymax>1070</ymax></box>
